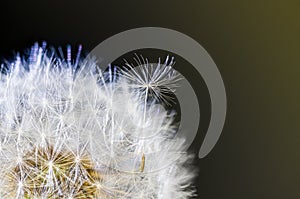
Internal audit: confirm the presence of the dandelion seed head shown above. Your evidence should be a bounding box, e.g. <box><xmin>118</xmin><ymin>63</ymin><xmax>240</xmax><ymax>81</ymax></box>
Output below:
<box><xmin>0</xmin><ymin>43</ymin><xmax>197</xmax><ymax>198</ymax></box>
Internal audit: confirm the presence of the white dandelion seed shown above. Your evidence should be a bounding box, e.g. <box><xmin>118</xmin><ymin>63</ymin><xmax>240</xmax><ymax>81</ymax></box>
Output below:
<box><xmin>0</xmin><ymin>43</ymin><xmax>197</xmax><ymax>198</ymax></box>
<box><xmin>122</xmin><ymin>54</ymin><xmax>181</xmax><ymax>106</ymax></box>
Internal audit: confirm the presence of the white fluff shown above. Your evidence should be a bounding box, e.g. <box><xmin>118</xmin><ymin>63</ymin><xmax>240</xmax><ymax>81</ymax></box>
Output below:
<box><xmin>0</xmin><ymin>43</ymin><xmax>197</xmax><ymax>198</ymax></box>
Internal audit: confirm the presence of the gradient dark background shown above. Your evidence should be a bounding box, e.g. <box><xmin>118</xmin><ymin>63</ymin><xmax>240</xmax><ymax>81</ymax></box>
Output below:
<box><xmin>1</xmin><ymin>0</ymin><xmax>299</xmax><ymax>198</ymax></box>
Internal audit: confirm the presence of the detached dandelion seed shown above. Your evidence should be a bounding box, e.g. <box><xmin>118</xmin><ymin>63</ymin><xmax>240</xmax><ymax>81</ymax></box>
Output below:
<box><xmin>122</xmin><ymin>54</ymin><xmax>181</xmax><ymax>106</ymax></box>
<box><xmin>0</xmin><ymin>43</ymin><xmax>197</xmax><ymax>198</ymax></box>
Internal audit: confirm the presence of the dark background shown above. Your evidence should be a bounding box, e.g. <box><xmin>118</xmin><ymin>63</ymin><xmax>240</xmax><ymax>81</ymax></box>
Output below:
<box><xmin>1</xmin><ymin>0</ymin><xmax>299</xmax><ymax>198</ymax></box>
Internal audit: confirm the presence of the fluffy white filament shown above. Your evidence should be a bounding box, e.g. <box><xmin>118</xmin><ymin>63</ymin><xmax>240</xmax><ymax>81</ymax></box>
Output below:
<box><xmin>0</xmin><ymin>43</ymin><xmax>196</xmax><ymax>198</ymax></box>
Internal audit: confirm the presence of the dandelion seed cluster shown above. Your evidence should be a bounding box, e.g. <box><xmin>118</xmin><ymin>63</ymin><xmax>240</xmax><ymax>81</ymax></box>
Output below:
<box><xmin>0</xmin><ymin>43</ymin><xmax>196</xmax><ymax>198</ymax></box>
